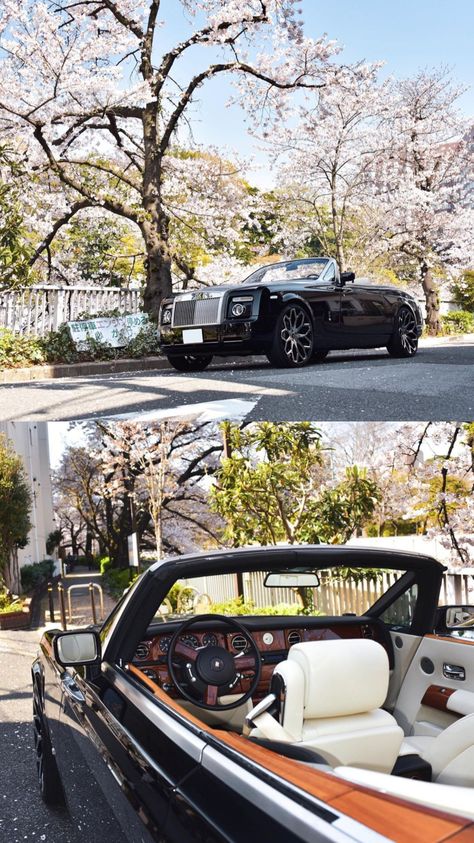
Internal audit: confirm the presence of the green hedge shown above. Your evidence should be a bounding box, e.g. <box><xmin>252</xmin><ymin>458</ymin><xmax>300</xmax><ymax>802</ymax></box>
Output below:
<box><xmin>20</xmin><ymin>559</ymin><xmax>55</xmax><ymax>593</ymax></box>
<box><xmin>208</xmin><ymin>597</ymin><xmax>305</xmax><ymax>616</ymax></box>
<box><xmin>102</xmin><ymin>567</ymin><xmax>138</xmax><ymax>599</ymax></box>
<box><xmin>441</xmin><ymin>310</ymin><xmax>474</xmax><ymax>335</ymax></box>
<box><xmin>0</xmin><ymin>322</ymin><xmax>161</xmax><ymax>369</ymax></box>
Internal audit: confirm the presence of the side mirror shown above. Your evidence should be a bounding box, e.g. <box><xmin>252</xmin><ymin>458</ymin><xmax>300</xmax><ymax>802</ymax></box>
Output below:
<box><xmin>54</xmin><ymin>630</ymin><xmax>102</xmax><ymax>667</ymax></box>
<box><xmin>340</xmin><ymin>271</ymin><xmax>355</xmax><ymax>285</ymax></box>
<box><xmin>435</xmin><ymin>605</ymin><xmax>474</xmax><ymax>637</ymax></box>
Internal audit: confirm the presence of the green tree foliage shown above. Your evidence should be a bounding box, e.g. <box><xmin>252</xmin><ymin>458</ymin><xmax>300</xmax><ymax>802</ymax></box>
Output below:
<box><xmin>452</xmin><ymin>271</ymin><xmax>474</xmax><ymax>313</ymax></box>
<box><xmin>0</xmin><ymin>146</ymin><xmax>32</xmax><ymax>289</ymax></box>
<box><xmin>56</xmin><ymin>216</ymin><xmax>145</xmax><ymax>287</ymax></box>
<box><xmin>0</xmin><ymin>434</ymin><xmax>31</xmax><ymax>592</ymax></box>
<box><xmin>210</xmin><ymin>423</ymin><xmax>380</xmax><ymax>547</ymax></box>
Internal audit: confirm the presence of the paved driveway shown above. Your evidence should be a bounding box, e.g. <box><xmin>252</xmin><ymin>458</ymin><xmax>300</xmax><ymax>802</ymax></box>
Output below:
<box><xmin>0</xmin><ymin>628</ymin><xmax>80</xmax><ymax>843</ymax></box>
<box><xmin>1</xmin><ymin>337</ymin><xmax>473</xmax><ymax>422</ymax></box>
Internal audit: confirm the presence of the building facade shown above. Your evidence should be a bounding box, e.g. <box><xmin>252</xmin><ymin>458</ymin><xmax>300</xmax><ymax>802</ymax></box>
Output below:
<box><xmin>0</xmin><ymin>421</ymin><xmax>56</xmax><ymax>572</ymax></box>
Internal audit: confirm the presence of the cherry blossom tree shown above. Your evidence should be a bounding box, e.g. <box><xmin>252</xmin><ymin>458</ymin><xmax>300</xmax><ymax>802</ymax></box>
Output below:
<box><xmin>268</xmin><ymin>63</ymin><xmax>390</xmax><ymax>271</ymax></box>
<box><xmin>376</xmin><ymin>70</ymin><xmax>474</xmax><ymax>333</ymax></box>
<box><xmin>0</xmin><ymin>0</ymin><xmax>344</xmax><ymax>315</ymax></box>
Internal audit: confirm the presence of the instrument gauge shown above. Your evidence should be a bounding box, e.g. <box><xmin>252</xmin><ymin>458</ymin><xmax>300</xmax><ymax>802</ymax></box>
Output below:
<box><xmin>180</xmin><ymin>634</ymin><xmax>199</xmax><ymax>649</ymax></box>
<box><xmin>159</xmin><ymin>636</ymin><xmax>171</xmax><ymax>654</ymax></box>
<box><xmin>202</xmin><ymin>633</ymin><xmax>218</xmax><ymax>648</ymax></box>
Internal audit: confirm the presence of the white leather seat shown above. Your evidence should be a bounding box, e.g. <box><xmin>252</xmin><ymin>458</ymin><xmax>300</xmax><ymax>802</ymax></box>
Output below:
<box><xmin>250</xmin><ymin>639</ymin><xmax>404</xmax><ymax>774</ymax></box>
<box><xmin>402</xmin><ymin>714</ymin><xmax>474</xmax><ymax>786</ymax></box>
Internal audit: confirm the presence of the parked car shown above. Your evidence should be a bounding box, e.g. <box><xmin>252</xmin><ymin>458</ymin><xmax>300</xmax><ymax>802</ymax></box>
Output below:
<box><xmin>32</xmin><ymin>545</ymin><xmax>474</xmax><ymax>842</ymax></box>
<box><xmin>158</xmin><ymin>258</ymin><xmax>423</xmax><ymax>371</ymax></box>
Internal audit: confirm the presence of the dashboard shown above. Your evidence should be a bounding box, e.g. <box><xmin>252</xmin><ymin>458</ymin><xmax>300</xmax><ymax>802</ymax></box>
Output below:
<box><xmin>132</xmin><ymin>617</ymin><xmax>393</xmax><ymax>701</ymax></box>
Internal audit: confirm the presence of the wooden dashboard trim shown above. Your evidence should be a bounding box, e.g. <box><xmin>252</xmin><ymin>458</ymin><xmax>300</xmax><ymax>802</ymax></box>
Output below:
<box><xmin>128</xmin><ymin>665</ymin><xmax>474</xmax><ymax>842</ymax></box>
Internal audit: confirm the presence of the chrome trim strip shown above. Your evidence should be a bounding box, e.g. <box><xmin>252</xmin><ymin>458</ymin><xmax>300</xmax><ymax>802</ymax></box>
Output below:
<box><xmin>104</xmin><ymin>663</ymin><xmax>205</xmax><ymax>762</ymax></box>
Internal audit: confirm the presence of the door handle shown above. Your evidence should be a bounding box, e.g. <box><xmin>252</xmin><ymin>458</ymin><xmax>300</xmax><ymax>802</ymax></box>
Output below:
<box><xmin>443</xmin><ymin>663</ymin><xmax>465</xmax><ymax>681</ymax></box>
<box><xmin>61</xmin><ymin>674</ymin><xmax>86</xmax><ymax>704</ymax></box>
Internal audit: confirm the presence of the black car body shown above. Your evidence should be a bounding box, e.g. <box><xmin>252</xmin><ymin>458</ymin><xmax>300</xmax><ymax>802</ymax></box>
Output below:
<box><xmin>158</xmin><ymin>258</ymin><xmax>423</xmax><ymax>371</ymax></box>
<box><xmin>32</xmin><ymin>545</ymin><xmax>474</xmax><ymax>842</ymax></box>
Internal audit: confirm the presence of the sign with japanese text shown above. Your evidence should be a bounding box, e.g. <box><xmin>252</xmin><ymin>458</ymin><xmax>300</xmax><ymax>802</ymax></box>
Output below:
<box><xmin>67</xmin><ymin>313</ymin><xmax>149</xmax><ymax>348</ymax></box>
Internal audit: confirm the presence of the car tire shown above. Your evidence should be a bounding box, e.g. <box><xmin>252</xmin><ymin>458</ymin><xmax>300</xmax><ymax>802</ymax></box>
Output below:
<box><xmin>167</xmin><ymin>354</ymin><xmax>213</xmax><ymax>372</ymax></box>
<box><xmin>387</xmin><ymin>306</ymin><xmax>419</xmax><ymax>357</ymax></box>
<box><xmin>267</xmin><ymin>303</ymin><xmax>314</xmax><ymax>367</ymax></box>
<box><xmin>33</xmin><ymin>695</ymin><xmax>65</xmax><ymax>806</ymax></box>
<box><xmin>312</xmin><ymin>349</ymin><xmax>329</xmax><ymax>363</ymax></box>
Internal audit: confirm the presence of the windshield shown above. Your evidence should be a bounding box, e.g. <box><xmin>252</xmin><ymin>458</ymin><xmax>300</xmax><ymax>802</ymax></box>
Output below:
<box><xmin>242</xmin><ymin>258</ymin><xmax>330</xmax><ymax>285</ymax></box>
<box><xmin>154</xmin><ymin>566</ymin><xmax>408</xmax><ymax>621</ymax></box>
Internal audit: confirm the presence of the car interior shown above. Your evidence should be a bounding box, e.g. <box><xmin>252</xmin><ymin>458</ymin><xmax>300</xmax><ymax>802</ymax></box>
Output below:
<box><xmin>127</xmin><ymin>563</ymin><xmax>474</xmax><ymax>820</ymax></box>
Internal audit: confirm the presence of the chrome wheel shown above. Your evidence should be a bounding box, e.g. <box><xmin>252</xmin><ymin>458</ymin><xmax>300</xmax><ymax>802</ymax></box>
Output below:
<box><xmin>268</xmin><ymin>304</ymin><xmax>314</xmax><ymax>367</ymax></box>
<box><xmin>387</xmin><ymin>307</ymin><xmax>419</xmax><ymax>358</ymax></box>
<box><xmin>399</xmin><ymin>308</ymin><xmax>418</xmax><ymax>354</ymax></box>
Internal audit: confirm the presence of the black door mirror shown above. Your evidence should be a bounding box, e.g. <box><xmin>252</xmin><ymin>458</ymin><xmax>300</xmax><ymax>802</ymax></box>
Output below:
<box><xmin>435</xmin><ymin>605</ymin><xmax>474</xmax><ymax>637</ymax></box>
<box><xmin>339</xmin><ymin>271</ymin><xmax>355</xmax><ymax>285</ymax></box>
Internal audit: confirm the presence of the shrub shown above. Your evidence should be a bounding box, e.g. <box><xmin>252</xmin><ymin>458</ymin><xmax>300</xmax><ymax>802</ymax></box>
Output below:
<box><xmin>126</xmin><ymin>324</ymin><xmax>160</xmax><ymax>358</ymax></box>
<box><xmin>441</xmin><ymin>310</ymin><xmax>474</xmax><ymax>335</ymax></box>
<box><xmin>0</xmin><ymin>585</ymin><xmax>24</xmax><ymax>613</ymax></box>
<box><xmin>208</xmin><ymin>596</ymin><xmax>305</xmax><ymax>616</ymax></box>
<box><xmin>20</xmin><ymin>558</ymin><xmax>55</xmax><ymax>593</ymax></box>
<box><xmin>0</xmin><ymin>329</ymin><xmax>45</xmax><ymax>368</ymax></box>
<box><xmin>41</xmin><ymin>324</ymin><xmax>78</xmax><ymax>364</ymax></box>
<box><xmin>102</xmin><ymin>567</ymin><xmax>138</xmax><ymax>598</ymax></box>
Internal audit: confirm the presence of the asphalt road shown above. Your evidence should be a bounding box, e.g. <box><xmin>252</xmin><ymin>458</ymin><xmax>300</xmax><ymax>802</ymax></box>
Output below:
<box><xmin>0</xmin><ymin>628</ymin><xmax>80</xmax><ymax>843</ymax></box>
<box><xmin>1</xmin><ymin>337</ymin><xmax>473</xmax><ymax>422</ymax></box>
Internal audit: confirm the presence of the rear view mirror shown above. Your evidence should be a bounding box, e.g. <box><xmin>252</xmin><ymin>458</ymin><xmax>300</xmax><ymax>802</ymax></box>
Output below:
<box><xmin>264</xmin><ymin>572</ymin><xmax>320</xmax><ymax>588</ymax></box>
<box><xmin>54</xmin><ymin>630</ymin><xmax>101</xmax><ymax>666</ymax></box>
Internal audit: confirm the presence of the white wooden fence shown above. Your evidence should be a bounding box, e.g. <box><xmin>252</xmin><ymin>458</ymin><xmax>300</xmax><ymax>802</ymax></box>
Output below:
<box><xmin>0</xmin><ymin>286</ymin><xmax>143</xmax><ymax>336</ymax></box>
<box><xmin>189</xmin><ymin>569</ymin><xmax>474</xmax><ymax>616</ymax></box>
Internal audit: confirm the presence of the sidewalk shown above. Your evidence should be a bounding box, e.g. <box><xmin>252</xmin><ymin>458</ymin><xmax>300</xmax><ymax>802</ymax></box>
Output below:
<box><xmin>37</xmin><ymin>566</ymin><xmax>117</xmax><ymax>629</ymax></box>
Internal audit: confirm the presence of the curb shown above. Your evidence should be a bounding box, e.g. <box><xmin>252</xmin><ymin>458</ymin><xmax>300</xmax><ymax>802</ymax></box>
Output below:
<box><xmin>0</xmin><ymin>355</ymin><xmax>169</xmax><ymax>384</ymax></box>
<box><xmin>0</xmin><ymin>353</ymin><xmax>264</xmax><ymax>384</ymax></box>
<box><xmin>1</xmin><ymin>334</ymin><xmax>473</xmax><ymax>384</ymax></box>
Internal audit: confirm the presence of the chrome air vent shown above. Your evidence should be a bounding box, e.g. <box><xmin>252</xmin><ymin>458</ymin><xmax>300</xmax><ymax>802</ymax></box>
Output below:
<box><xmin>231</xmin><ymin>634</ymin><xmax>248</xmax><ymax>653</ymax></box>
<box><xmin>361</xmin><ymin>625</ymin><xmax>374</xmax><ymax>639</ymax></box>
<box><xmin>287</xmin><ymin>630</ymin><xmax>302</xmax><ymax>647</ymax></box>
<box><xmin>135</xmin><ymin>642</ymin><xmax>150</xmax><ymax>660</ymax></box>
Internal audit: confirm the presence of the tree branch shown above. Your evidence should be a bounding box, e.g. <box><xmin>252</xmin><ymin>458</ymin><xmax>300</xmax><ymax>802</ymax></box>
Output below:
<box><xmin>29</xmin><ymin>198</ymin><xmax>97</xmax><ymax>265</ymax></box>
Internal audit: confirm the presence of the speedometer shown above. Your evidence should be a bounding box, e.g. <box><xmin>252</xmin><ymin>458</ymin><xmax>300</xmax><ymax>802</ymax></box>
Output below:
<box><xmin>180</xmin><ymin>634</ymin><xmax>199</xmax><ymax>649</ymax></box>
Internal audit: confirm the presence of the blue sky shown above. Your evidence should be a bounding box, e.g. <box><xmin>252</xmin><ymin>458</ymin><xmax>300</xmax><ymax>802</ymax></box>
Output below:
<box><xmin>154</xmin><ymin>0</ymin><xmax>473</xmax><ymax>186</ymax></box>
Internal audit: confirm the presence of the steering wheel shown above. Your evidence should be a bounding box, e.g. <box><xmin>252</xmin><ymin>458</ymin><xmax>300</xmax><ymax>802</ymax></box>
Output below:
<box><xmin>167</xmin><ymin>614</ymin><xmax>261</xmax><ymax>711</ymax></box>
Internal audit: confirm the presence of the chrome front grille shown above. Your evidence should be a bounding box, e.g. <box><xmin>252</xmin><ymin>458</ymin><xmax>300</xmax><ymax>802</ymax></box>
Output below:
<box><xmin>173</xmin><ymin>295</ymin><xmax>221</xmax><ymax>327</ymax></box>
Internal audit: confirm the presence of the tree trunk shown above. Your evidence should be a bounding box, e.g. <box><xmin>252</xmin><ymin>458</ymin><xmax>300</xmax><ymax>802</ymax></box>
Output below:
<box><xmin>4</xmin><ymin>547</ymin><xmax>21</xmax><ymax>595</ymax></box>
<box><xmin>142</xmin><ymin>216</ymin><xmax>173</xmax><ymax>320</ymax></box>
<box><xmin>421</xmin><ymin>261</ymin><xmax>441</xmax><ymax>335</ymax></box>
<box><xmin>141</xmin><ymin>103</ymin><xmax>173</xmax><ymax>320</ymax></box>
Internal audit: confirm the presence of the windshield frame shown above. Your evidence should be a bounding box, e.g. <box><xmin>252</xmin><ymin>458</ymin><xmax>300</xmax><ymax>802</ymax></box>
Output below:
<box><xmin>241</xmin><ymin>257</ymin><xmax>333</xmax><ymax>286</ymax></box>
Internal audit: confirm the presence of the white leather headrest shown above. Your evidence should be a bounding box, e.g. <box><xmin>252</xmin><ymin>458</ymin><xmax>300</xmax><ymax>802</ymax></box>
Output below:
<box><xmin>288</xmin><ymin>639</ymin><xmax>389</xmax><ymax>718</ymax></box>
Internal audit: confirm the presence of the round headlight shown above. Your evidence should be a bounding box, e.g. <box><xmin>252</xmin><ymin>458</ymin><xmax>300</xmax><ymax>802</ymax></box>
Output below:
<box><xmin>231</xmin><ymin>302</ymin><xmax>246</xmax><ymax>318</ymax></box>
<box><xmin>162</xmin><ymin>308</ymin><xmax>172</xmax><ymax>325</ymax></box>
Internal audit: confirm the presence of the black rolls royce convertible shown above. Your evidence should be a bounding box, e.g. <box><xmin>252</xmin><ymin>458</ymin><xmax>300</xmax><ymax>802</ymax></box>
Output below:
<box><xmin>32</xmin><ymin>546</ymin><xmax>474</xmax><ymax>842</ymax></box>
<box><xmin>158</xmin><ymin>258</ymin><xmax>423</xmax><ymax>371</ymax></box>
